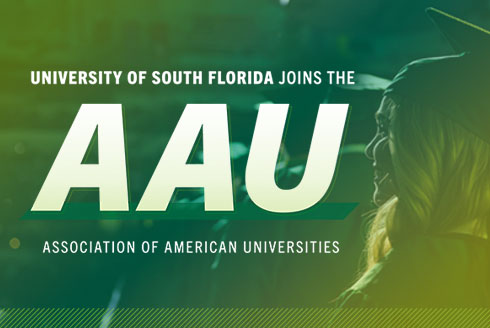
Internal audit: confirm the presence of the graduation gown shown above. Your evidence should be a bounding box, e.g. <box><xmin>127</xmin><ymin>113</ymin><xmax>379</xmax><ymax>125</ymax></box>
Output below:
<box><xmin>337</xmin><ymin>233</ymin><xmax>489</xmax><ymax>307</ymax></box>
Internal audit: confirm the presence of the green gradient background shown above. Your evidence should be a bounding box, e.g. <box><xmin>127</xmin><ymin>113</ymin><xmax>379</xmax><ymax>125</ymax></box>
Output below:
<box><xmin>0</xmin><ymin>0</ymin><xmax>486</xmax><ymax>309</ymax></box>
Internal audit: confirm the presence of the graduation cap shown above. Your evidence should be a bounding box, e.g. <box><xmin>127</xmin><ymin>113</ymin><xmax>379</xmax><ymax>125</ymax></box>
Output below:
<box><xmin>427</xmin><ymin>7</ymin><xmax>490</xmax><ymax>54</ymax></box>
<box><xmin>384</xmin><ymin>8</ymin><xmax>490</xmax><ymax>144</ymax></box>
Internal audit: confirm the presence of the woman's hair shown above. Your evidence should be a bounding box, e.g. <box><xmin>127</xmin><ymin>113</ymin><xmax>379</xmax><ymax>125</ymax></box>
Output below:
<box><xmin>365</xmin><ymin>96</ymin><xmax>490</xmax><ymax>270</ymax></box>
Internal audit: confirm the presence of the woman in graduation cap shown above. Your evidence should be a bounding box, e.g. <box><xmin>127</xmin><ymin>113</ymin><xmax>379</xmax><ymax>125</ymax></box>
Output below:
<box><xmin>337</xmin><ymin>8</ymin><xmax>490</xmax><ymax>307</ymax></box>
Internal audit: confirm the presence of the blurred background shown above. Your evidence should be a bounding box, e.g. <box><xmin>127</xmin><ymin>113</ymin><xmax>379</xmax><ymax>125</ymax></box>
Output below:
<box><xmin>1</xmin><ymin>0</ymin><xmax>490</xmax><ymax>307</ymax></box>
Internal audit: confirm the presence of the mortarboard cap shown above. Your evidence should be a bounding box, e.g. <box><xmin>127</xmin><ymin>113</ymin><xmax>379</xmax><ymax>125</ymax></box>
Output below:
<box><xmin>384</xmin><ymin>8</ymin><xmax>490</xmax><ymax>143</ymax></box>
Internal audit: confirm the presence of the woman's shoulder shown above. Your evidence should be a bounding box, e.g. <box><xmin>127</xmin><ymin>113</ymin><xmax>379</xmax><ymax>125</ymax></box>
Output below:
<box><xmin>337</xmin><ymin>234</ymin><xmax>489</xmax><ymax>307</ymax></box>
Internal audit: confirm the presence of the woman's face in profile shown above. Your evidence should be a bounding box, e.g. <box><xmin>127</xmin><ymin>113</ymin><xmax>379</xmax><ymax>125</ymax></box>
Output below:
<box><xmin>365</xmin><ymin>97</ymin><xmax>397</xmax><ymax>206</ymax></box>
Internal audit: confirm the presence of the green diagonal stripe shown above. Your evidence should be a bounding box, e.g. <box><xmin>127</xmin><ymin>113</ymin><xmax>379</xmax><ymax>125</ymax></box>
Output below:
<box><xmin>0</xmin><ymin>308</ymin><xmax>488</xmax><ymax>327</ymax></box>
